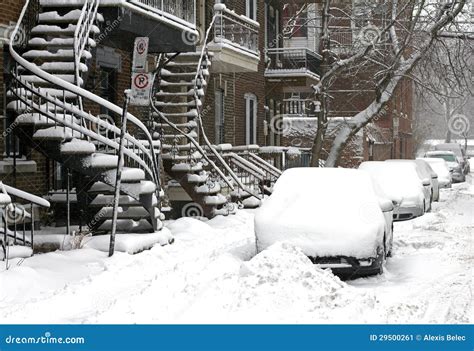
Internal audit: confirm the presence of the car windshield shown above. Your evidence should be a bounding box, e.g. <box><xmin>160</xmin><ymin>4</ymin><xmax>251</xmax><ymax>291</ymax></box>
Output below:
<box><xmin>430</xmin><ymin>154</ymin><xmax>456</xmax><ymax>162</ymax></box>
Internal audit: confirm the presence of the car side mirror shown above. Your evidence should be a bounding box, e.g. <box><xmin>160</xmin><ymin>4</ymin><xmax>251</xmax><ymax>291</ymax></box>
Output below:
<box><xmin>379</xmin><ymin>199</ymin><xmax>394</xmax><ymax>212</ymax></box>
<box><xmin>422</xmin><ymin>178</ymin><xmax>431</xmax><ymax>186</ymax></box>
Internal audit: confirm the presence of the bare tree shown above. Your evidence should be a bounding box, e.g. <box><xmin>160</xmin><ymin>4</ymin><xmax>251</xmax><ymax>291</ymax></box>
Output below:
<box><xmin>285</xmin><ymin>0</ymin><xmax>470</xmax><ymax>167</ymax></box>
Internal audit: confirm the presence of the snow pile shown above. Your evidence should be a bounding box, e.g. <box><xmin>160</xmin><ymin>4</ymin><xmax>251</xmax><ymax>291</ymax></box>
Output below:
<box><xmin>0</xmin><ymin>246</ymin><xmax>33</xmax><ymax>260</ymax></box>
<box><xmin>232</xmin><ymin>242</ymin><xmax>376</xmax><ymax>323</ymax></box>
<box><xmin>255</xmin><ymin>168</ymin><xmax>385</xmax><ymax>259</ymax></box>
<box><xmin>82</xmin><ymin>229</ymin><xmax>173</xmax><ymax>254</ymax></box>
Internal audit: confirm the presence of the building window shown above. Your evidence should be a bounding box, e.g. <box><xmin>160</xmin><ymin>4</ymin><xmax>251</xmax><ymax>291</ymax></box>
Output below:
<box><xmin>283</xmin><ymin>3</ymin><xmax>308</xmax><ymax>38</ymax></box>
<box><xmin>245</xmin><ymin>93</ymin><xmax>257</xmax><ymax>145</ymax></box>
<box><xmin>215</xmin><ymin>89</ymin><xmax>225</xmax><ymax>144</ymax></box>
<box><xmin>246</xmin><ymin>0</ymin><xmax>257</xmax><ymax>21</ymax></box>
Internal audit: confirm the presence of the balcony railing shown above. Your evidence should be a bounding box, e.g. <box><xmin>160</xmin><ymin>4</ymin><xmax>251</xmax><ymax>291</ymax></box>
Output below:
<box><xmin>265</xmin><ymin>47</ymin><xmax>322</xmax><ymax>78</ymax></box>
<box><xmin>212</xmin><ymin>4</ymin><xmax>259</xmax><ymax>55</ymax></box>
<box><xmin>282</xmin><ymin>98</ymin><xmax>317</xmax><ymax>117</ymax></box>
<box><xmin>129</xmin><ymin>0</ymin><xmax>196</xmax><ymax>25</ymax></box>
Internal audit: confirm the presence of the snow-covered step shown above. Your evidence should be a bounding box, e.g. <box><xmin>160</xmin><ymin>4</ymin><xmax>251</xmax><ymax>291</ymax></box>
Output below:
<box><xmin>162</xmin><ymin>131</ymin><xmax>198</xmax><ymax>139</ymax></box>
<box><xmin>33</xmin><ymin>126</ymin><xmax>82</xmax><ymax>141</ymax></box>
<box><xmin>195</xmin><ymin>183</ymin><xmax>221</xmax><ymax>195</ymax></box>
<box><xmin>86</xmin><ymin>153</ymin><xmax>119</xmax><ymax>169</ymax></box>
<box><xmin>171</xmin><ymin>162</ymin><xmax>204</xmax><ymax>173</ymax></box>
<box><xmin>60</xmin><ymin>139</ymin><xmax>96</xmax><ymax>155</ymax></box>
<box><xmin>38</xmin><ymin>62</ymin><xmax>88</xmax><ymax>73</ymax></box>
<box><xmin>165</xmin><ymin>59</ymin><xmax>211</xmax><ymax>67</ymax></box>
<box><xmin>102</xmin><ymin>168</ymin><xmax>146</xmax><ymax>183</ymax></box>
<box><xmin>154</xmin><ymin>121</ymin><xmax>198</xmax><ymax>129</ymax></box>
<box><xmin>23</xmin><ymin>49</ymin><xmax>92</xmax><ymax>60</ymax></box>
<box><xmin>18</xmin><ymin>74</ymin><xmax>83</xmax><ymax>86</ymax></box>
<box><xmin>157</xmin><ymin>109</ymin><xmax>199</xmax><ymax>118</ymax></box>
<box><xmin>156</xmin><ymin>88</ymin><xmax>205</xmax><ymax>98</ymax></box>
<box><xmin>94</xmin><ymin>207</ymin><xmax>151</xmax><ymax>221</ymax></box>
<box><xmin>7</xmin><ymin>100</ymin><xmax>67</xmax><ymax>113</ymax></box>
<box><xmin>28</xmin><ymin>37</ymin><xmax>96</xmax><ymax>48</ymax></box>
<box><xmin>90</xmin><ymin>195</ymin><xmax>142</xmax><ymax>208</ymax></box>
<box><xmin>154</xmin><ymin>100</ymin><xmax>201</xmax><ymax>108</ymax></box>
<box><xmin>8</xmin><ymin>87</ymin><xmax>77</xmax><ymax>99</ymax></box>
<box><xmin>203</xmin><ymin>194</ymin><xmax>227</xmax><ymax>206</ymax></box>
<box><xmin>97</xmin><ymin>219</ymin><xmax>154</xmax><ymax>234</ymax></box>
<box><xmin>160</xmin><ymin>79</ymin><xmax>207</xmax><ymax>88</ymax></box>
<box><xmin>16</xmin><ymin>113</ymin><xmax>79</xmax><ymax>127</ymax></box>
<box><xmin>186</xmin><ymin>173</ymin><xmax>209</xmax><ymax>184</ymax></box>
<box><xmin>161</xmin><ymin>69</ymin><xmax>208</xmax><ymax>77</ymax></box>
<box><xmin>88</xmin><ymin>181</ymin><xmax>157</xmax><ymax>197</ymax></box>
<box><xmin>31</xmin><ymin>24</ymin><xmax>100</xmax><ymax>35</ymax></box>
<box><xmin>38</xmin><ymin>10</ymin><xmax>104</xmax><ymax>24</ymax></box>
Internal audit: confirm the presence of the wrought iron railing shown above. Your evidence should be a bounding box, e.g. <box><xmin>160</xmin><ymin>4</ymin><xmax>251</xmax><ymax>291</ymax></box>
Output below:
<box><xmin>129</xmin><ymin>0</ymin><xmax>196</xmax><ymax>25</ymax></box>
<box><xmin>213</xmin><ymin>4</ymin><xmax>259</xmax><ymax>55</ymax></box>
<box><xmin>265</xmin><ymin>47</ymin><xmax>322</xmax><ymax>77</ymax></box>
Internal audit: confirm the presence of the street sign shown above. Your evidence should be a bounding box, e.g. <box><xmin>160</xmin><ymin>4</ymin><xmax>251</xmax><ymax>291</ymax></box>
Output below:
<box><xmin>130</xmin><ymin>72</ymin><xmax>152</xmax><ymax>106</ymax></box>
<box><xmin>132</xmin><ymin>37</ymin><xmax>149</xmax><ymax>72</ymax></box>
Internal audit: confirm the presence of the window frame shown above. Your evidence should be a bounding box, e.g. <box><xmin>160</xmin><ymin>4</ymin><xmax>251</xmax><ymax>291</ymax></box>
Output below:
<box><xmin>245</xmin><ymin>93</ymin><xmax>258</xmax><ymax>145</ymax></box>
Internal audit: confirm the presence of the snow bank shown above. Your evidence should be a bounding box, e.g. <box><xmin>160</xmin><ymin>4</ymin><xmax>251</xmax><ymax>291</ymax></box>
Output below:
<box><xmin>255</xmin><ymin>168</ymin><xmax>385</xmax><ymax>259</ymax></box>
<box><xmin>235</xmin><ymin>242</ymin><xmax>363</xmax><ymax>322</ymax></box>
<box><xmin>82</xmin><ymin>229</ymin><xmax>173</xmax><ymax>254</ymax></box>
<box><xmin>0</xmin><ymin>246</ymin><xmax>33</xmax><ymax>260</ymax></box>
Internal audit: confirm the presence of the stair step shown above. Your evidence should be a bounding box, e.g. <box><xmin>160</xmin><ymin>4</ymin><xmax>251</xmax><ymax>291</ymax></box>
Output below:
<box><xmin>94</xmin><ymin>207</ymin><xmax>151</xmax><ymax>221</ymax></box>
<box><xmin>171</xmin><ymin>162</ymin><xmax>203</xmax><ymax>173</ymax></box>
<box><xmin>186</xmin><ymin>173</ymin><xmax>209</xmax><ymax>184</ymax></box>
<box><xmin>19</xmin><ymin>61</ymin><xmax>87</xmax><ymax>73</ymax></box>
<box><xmin>153</xmin><ymin>121</ymin><xmax>197</xmax><ymax>129</ymax></box>
<box><xmin>31</xmin><ymin>24</ymin><xmax>100</xmax><ymax>35</ymax></box>
<box><xmin>28</xmin><ymin>37</ymin><xmax>96</xmax><ymax>48</ymax></box>
<box><xmin>157</xmin><ymin>109</ymin><xmax>199</xmax><ymax>118</ymax></box>
<box><xmin>90</xmin><ymin>195</ymin><xmax>142</xmax><ymax>207</ymax></box>
<box><xmin>154</xmin><ymin>100</ymin><xmax>201</xmax><ymax>108</ymax></box>
<box><xmin>8</xmin><ymin>87</ymin><xmax>77</xmax><ymax>99</ymax></box>
<box><xmin>60</xmin><ymin>139</ymin><xmax>96</xmax><ymax>154</ymax></box>
<box><xmin>88</xmin><ymin>181</ymin><xmax>157</xmax><ymax>196</ymax></box>
<box><xmin>162</xmin><ymin>131</ymin><xmax>198</xmax><ymax>139</ymax></box>
<box><xmin>160</xmin><ymin>79</ymin><xmax>207</xmax><ymax>88</ymax></box>
<box><xmin>38</xmin><ymin>10</ymin><xmax>104</xmax><ymax>24</ymax></box>
<box><xmin>161</xmin><ymin>69</ymin><xmax>209</xmax><ymax>77</ymax></box>
<box><xmin>156</xmin><ymin>89</ymin><xmax>205</xmax><ymax>98</ymax></box>
<box><xmin>102</xmin><ymin>168</ymin><xmax>146</xmax><ymax>183</ymax></box>
<box><xmin>18</xmin><ymin>74</ymin><xmax>83</xmax><ymax>86</ymax></box>
<box><xmin>195</xmin><ymin>183</ymin><xmax>221</xmax><ymax>195</ymax></box>
<box><xmin>33</xmin><ymin>126</ymin><xmax>82</xmax><ymax>141</ymax></box>
<box><xmin>165</xmin><ymin>59</ymin><xmax>211</xmax><ymax>67</ymax></box>
<box><xmin>86</xmin><ymin>153</ymin><xmax>119</xmax><ymax>169</ymax></box>
<box><xmin>7</xmin><ymin>100</ymin><xmax>67</xmax><ymax>112</ymax></box>
<box><xmin>203</xmin><ymin>194</ymin><xmax>227</xmax><ymax>206</ymax></box>
<box><xmin>23</xmin><ymin>49</ymin><xmax>92</xmax><ymax>60</ymax></box>
<box><xmin>16</xmin><ymin>113</ymin><xmax>79</xmax><ymax>127</ymax></box>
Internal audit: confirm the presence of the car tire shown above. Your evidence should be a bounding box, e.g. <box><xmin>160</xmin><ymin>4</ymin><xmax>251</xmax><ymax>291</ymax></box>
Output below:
<box><xmin>375</xmin><ymin>245</ymin><xmax>386</xmax><ymax>275</ymax></box>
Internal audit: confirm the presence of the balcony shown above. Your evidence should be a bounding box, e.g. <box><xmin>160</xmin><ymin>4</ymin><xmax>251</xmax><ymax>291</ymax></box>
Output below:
<box><xmin>207</xmin><ymin>4</ymin><xmax>260</xmax><ymax>73</ymax></box>
<box><xmin>281</xmin><ymin>96</ymin><xmax>317</xmax><ymax>117</ymax></box>
<box><xmin>99</xmin><ymin>0</ymin><xmax>198</xmax><ymax>53</ymax></box>
<box><xmin>265</xmin><ymin>48</ymin><xmax>322</xmax><ymax>85</ymax></box>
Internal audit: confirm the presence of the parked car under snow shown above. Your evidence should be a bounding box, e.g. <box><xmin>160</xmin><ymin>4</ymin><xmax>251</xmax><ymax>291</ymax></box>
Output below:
<box><xmin>359</xmin><ymin>161</ymin><xmax>431</xmax><ymax>221</ymax></box>
<box><xmin>419</xmin><ymin>158</ymin><xmax>452</xmax><ymax>189</ymax></box>
<box><xmin>424</xmin><ymin>151</ymin><xmax>466</xmax><ymax>183</ymax></box>
<box><xmin>255</xmin><ymin>168</ymin><xmax>394</xmax><ymax>279</ymax></box>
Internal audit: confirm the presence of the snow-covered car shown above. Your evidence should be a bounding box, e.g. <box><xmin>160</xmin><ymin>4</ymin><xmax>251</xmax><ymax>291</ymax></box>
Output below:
<box><xmin>385</xmin><ymin>159</ymin><xmax>439</xmax><ymax>202</ymax></box>
<box><xmin>425</xmin><ymin>151</ymin><xmax>465</xmax><ymax>183</ymax></box>
<box><xmin>434</xmin><ymin>143</ymin><xmax>470</xmax><ymax>174</ymax></box>
<box><xmin>255</xmin><ymin>168</ymin><xmax>394</xmax><ymax>279</ymax></box>
<box><xmin>359</xmin><ymin>161</ymin><xmax>430</xmax><ymax>221</ymax></box>
<box><xmin>419</xmin><ymin>158</ymin><xmax>452</xmax><ymax>189</ymax></box>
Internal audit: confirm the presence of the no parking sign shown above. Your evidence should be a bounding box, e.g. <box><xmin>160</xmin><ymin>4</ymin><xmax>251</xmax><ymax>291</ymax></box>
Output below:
<box><xmin>130</xmin><ymin>72</ymin><xmax>152</xmax><ymax>106</ymax></box>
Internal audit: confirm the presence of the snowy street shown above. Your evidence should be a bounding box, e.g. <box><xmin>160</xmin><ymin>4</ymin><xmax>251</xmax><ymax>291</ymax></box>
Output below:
<box><xmin>0</xmin><ymin>175</ymin><xmax>472</xmax><ymax>324</ymax></box>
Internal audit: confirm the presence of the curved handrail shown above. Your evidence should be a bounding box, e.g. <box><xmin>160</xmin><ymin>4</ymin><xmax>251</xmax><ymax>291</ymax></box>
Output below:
<box><xmin>9</xmin><ymin>0</ymin><xmax>161</xmax><ymax>189</ymax></box>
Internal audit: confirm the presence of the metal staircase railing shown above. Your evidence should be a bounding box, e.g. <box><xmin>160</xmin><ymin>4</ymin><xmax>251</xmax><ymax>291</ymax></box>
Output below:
<box><xmin>9</xmin><ymin>0</ymin><xmax>161</xmax><ymax>197</ymax></box>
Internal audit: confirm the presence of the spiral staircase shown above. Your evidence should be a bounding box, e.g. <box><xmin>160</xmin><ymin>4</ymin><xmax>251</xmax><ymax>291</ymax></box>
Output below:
<box><xmin>8</xmin><ymin>0</ymin><xmax>163</xmax><ymax>233</ymax></box>
<box><xmin>7</xmin><ymin>0</ymin><xmax>282</xmax><ymax>230</ymax></box>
